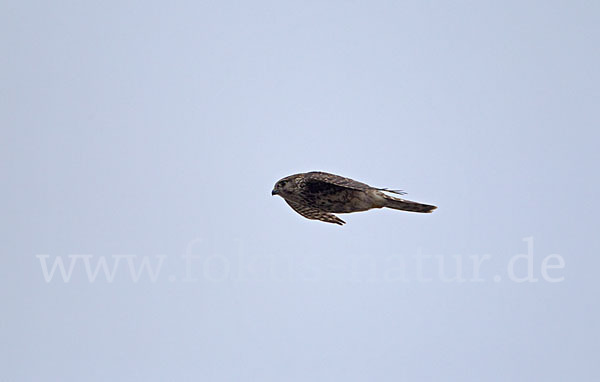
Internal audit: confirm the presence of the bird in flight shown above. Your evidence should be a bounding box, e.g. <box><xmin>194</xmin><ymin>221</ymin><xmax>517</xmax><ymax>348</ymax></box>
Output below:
<box><xmin>271</xmin><ymin>171</ymin><xmax>437</xmax><ymax>225</ymax></box>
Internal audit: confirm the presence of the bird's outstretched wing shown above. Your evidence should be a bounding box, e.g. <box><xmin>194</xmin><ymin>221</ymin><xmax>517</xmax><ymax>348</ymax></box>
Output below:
<box><xmin>284</xmin><ymin>199</ymin><xmax>345</xmax><ymax>225</ymax></box>
<box><xmin>304</xmin><ymin>172</ymin><xmax>407</xmax><ymax>195</ymax></box>
<box><xmin>304</xmin><ymin>172</ymin><xmax>371</xmax><ymax>191</ymax></box>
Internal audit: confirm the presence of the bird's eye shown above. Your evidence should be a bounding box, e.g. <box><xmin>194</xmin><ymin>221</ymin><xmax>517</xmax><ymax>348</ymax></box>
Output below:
<box><xmin>279</xmin><ymin>181</ymin><xmax>286</xmax><ymax>187</ymax></box>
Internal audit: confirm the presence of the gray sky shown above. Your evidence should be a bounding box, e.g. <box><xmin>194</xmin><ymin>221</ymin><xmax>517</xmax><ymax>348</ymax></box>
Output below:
<box><xmin>2</xmin><ymin>1</ymin><xmax>599</xmax><ymax>381</ymax></box>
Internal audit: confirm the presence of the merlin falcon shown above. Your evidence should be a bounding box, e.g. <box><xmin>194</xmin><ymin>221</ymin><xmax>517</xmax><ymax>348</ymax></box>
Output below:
<box><xmin>271</xmin><ymin>171</ymin><xmax>437</xmax><ymax>225</ymax></box>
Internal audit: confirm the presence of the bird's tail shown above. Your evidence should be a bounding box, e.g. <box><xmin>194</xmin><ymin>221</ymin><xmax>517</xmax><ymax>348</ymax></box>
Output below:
<box><xmin>381</xmin><ymin>194</ymin><xmax>437</xmax><ymax>213</ymax></box>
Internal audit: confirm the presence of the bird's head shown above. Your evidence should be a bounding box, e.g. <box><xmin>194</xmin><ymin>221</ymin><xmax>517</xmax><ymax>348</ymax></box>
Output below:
<box><xmin>271</xmin><ymin>176</ymin><xmax>297</xmax><ymax>197</ymax></box>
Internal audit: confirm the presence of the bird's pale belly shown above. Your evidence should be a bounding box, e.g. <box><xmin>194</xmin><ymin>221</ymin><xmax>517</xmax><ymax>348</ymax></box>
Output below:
<box><xmin>315</xmin><ymin>193</ymin><xmax>378</xmax><ymax>213</ymax></box>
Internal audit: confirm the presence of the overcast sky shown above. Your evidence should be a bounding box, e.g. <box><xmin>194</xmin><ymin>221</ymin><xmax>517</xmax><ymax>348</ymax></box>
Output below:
<box><xmin>2</xmin><ymin>1</ymin><xmax>599</xmax><ymax>381</ymax></box>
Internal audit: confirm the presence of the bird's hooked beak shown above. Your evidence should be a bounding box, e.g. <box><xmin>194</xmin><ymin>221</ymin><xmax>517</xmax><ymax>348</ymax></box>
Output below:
<box><xmin>271</xmin><ymin>188</ymin><xmax>278</xmax><ymax>196</ymax></box>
